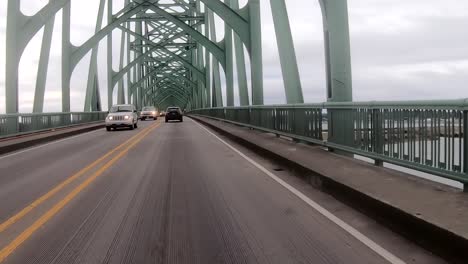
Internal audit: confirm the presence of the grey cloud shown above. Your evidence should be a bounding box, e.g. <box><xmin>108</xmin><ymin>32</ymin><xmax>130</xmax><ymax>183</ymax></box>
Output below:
<box><xmin>350</xmin><ymin>16</ymin><xmax>468</xmax><ymax>67</ymax></box>
<box><xmin>353</xmin><ymin>70</ymin><xmax>468</xmax><ymax>101</ymax></box>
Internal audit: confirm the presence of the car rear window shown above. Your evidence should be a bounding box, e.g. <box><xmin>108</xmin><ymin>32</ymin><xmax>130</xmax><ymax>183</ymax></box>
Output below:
<box><xmin>167</xmin><ymin>108</ymin><xmax>179</xmax><ymax>112</ymax></box>
<box><xmin>142</xmin><ymin>107</ymin><xmax>155</xmax><ymax>111</ymax></box>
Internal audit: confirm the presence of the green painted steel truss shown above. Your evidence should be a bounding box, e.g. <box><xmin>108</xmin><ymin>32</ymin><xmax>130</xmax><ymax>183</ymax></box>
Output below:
<box><xmin>5</xmin><ymin>0</ymin><xmax>353</xmax><ymax>113</ymax></box>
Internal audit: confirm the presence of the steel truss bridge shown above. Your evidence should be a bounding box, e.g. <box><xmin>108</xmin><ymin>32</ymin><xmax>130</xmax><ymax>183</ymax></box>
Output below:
<box><xmin>5</xmin><ymin>0</ymin><xmax>352</xmax><ymax>113</ymax></box>
<box><xmin>2</xmin><ymin>0</ymin><xmax>468</xmax><ymax>189</ymax></box>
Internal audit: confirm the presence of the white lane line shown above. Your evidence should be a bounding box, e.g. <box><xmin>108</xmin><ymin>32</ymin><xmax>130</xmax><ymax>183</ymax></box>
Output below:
<box><xmin>0</xmin><ymin>129</ymin><xmax>101</xmax><ymax>160</ymax></box>
<box><xmin>192</xmin><ymin>119</ymin><xmax>406</xmax><ymax>264</ymax></box>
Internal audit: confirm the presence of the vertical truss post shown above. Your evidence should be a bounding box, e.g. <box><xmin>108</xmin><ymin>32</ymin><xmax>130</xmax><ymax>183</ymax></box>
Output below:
<box><xmin>84</xmin><ymin>0</ymin><xmax>106</xmax><ymax>111</ymax></box>
<box><xmin>191</xmin><ymin>3</ymin><xmax>199</xmax><ymax>109</ymax></box>
<box><xmin>125</xmin><ymin>0</ymin><xmax>132</xmax><ymax>104</ymax></box>
<box><xmin>196</xmin><ymin>1</ymin><xmax>205</xmax><ymax>109</ymax></box>
<box><xmin>320</xmin><ymin>0</ymin><xmax>353</xmax><ymax>102</ymax></box>
<box><xmin>142</xmin><ymin>22</ymin><xmax>150</xmax><ymax>107</ymax></box>
<box><xmin>248</xmin><ymin>0</ymin><xmax>263</xmax><ymax>105</ymax></box>
<box><xmin>135</xmin><ymin>14</ymin><xmax>143</xmax><ymax>110</ymax></box>
<box><xmin>132</xmin><ymin>25</ymin><xmax>137</xmax><ymax>108</ymax></box>
<box><xmin>132</xmin><ymin>52</ymin><xmax>137</xmax><ymax>106</ymax></box>
<box><xmin>208</xmin><ymin>9</ymin><xmax>223</xmax><ymax>107</ymax></box>
<box><xmin>132</xmin><ymin>53</ymin><xmax>137</xmax><ymax>107</ymax></box>
<box><xmin>224</xmin><ymin>0</ymin><xmax>235</xmax><ymax>107</ymax></box>
<box><xmin>192</xmin><ymin>1</ymin><xmax>198</xmax><ymax>109</ymax></box>
<box><xmin>231</xmin><ymin>0</ymin><xmax>249</xmax><ymax>106</ymax></box>
<box><xmin>5</xmin><ymin>0</ymin><xmax>20</xmax><ymax>132</ymax></box>
<box><xmin>187</xmin><ymin>82</ymin><xmax>192</xmax><ymax>109</ymax></box>
<box><xmin>204</xmin><ymin>9</ymin><xmax>212</xmax><ymax>108</ymax></box>
<box><xmin>126</xmin><ymin>16</ymin><xmax>132</xmax><ymax>105</ymax></box>
<box><xmin>270</xmin><ymin>0</ymin><xmax>303</xmax><ymax>104</ymax></box>
<box><xmin>321</xmin><ymin>0</ymin><xmax>353</xmax><ymax>157</ymax></box>
<box><xmin>33</xmin><ymin>15</ymin><xmax>55</xmax><ymax>113</ymax></box>
<box><xmin>191</xmin><ymin>44</ymin><xmax>199</xmax><ymax>109</ymax></box>
<box><xmin>107</xmin><ymin>0</ymin><xmax>114</xmax><ymax>110</ymax></box>
<box><xmin>117</xmin><ymin>25</ymin><xmax>127</xmax><ymax>104</ymax></box>
<box><xmin>62</xmin><ymin>2</ymin><xmax>72</xmax><ymax>114</ymax></box>
<box><xmin>5</xmin><ymin>0</ymin><xmax>21</xmax><ymax>115</ymax></box>
<box><xmin>91</xmin><ymin>74</ymin><xmax>102</xmax><ymax>111</ymax></box>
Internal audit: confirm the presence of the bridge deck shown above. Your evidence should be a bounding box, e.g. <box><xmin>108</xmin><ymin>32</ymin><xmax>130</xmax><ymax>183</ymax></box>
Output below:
<box><xmin>192</xmin><ymin>116</ymin><xmax>468</xmax><ymax>241</ymax></box>
<box><xmin>0</xmin><ymin>119</ymin><xmax>443</xmax><ymax>263</ymax></box>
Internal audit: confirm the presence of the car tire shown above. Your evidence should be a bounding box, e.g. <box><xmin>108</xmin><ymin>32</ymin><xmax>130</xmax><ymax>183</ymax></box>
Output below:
<box><xmin>129</xmin><ymin>124</ymin><xmax>134</xmax><ymax>130</ymax></box>
<box><xmin>141</xmin><ymin>117</ymin><xmax>146</xmax><ymax>121</ymax></box>
<box><xmin>165</xmin><ymin>119</ymin><xmax>168</xmax><ymax>123</ymax></box>
<box><xmin>106</xmin><ymin>127</ymin><xmax>111</xmax><ymax>131</ymax></box>
<box><xmin>134</xmin><ymin>122</ymin><xmax>138</xmax><ymax>129</ymax></box>
<box><xmin>180</xmin><ymin>118</ymin><xmax>183</xmax><ymax>122</ymax></box>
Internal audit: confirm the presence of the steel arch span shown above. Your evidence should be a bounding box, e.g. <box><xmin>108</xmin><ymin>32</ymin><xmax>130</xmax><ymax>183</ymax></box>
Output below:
<box><xmin>5</xmin><ymin>0</ymin><xmax>352</xmax><ymax>113</ymax></box>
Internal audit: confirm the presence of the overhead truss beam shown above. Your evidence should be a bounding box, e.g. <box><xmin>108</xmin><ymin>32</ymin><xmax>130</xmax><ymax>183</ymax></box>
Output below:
<box><xmin>4</xmin><ymin>0</ymin><xmax>352</xmax><ymax>117</ymax></box>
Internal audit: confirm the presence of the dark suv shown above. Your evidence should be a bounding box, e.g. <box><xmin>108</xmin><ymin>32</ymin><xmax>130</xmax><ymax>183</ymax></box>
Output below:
<box><xmin>165</xmin><ymin>107</ymin><xmax>183</xmax><ymax>122</ymax></box>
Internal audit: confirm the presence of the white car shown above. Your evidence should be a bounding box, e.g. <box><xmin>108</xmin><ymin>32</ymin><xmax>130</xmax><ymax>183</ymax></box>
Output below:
<box><xmin>105</xmin><ymin>104</ymin><xmax>138</xmax><ymax>131</ymax></box>
<box><xmin>140</xmin><ymin>106</ymin><xmax>158</xmax><ymax>121</ymax></box>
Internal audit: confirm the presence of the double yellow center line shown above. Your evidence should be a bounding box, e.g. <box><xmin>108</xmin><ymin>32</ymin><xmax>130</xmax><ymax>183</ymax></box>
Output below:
<box><xmin>0</xmin><ymin>122</ymin><xmax>160</xmax><ymax>263</ymax></box>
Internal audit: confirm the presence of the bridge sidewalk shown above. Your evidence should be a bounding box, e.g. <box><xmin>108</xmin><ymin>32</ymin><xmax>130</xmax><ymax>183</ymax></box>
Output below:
<box><xmin>191</xmin><ymin>115</ymin><xmax>468</xmax><ymax>263</ymax></box>
<box><xmin>0</xmin><ymin>122</ymin><xmax>104</xmax><ymax>155</ymax></box>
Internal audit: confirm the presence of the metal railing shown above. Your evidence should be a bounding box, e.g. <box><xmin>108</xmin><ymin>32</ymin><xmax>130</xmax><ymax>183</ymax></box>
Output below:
<box><xmin>190</xmin><ymin>99</ymin><xmax>468</xmax><ymax>185</ymax></box>
<box><xmin>0</xmin><ymin>112</ymin><xmax>107</xmax><ymax>138</ymax></box>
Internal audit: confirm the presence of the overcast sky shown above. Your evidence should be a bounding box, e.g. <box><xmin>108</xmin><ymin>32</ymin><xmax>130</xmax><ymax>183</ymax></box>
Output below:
<box><xmin>0</xmin><ymin>0</ymin><xmax>467</xmax><ymax>113</ymax></box>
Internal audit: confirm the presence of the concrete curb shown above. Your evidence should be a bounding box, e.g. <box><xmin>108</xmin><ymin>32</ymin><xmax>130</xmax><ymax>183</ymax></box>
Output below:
<box><xmin>190</xmin><ymin>115</ymin><xmax>468</xmax><ymax>264</ymax></box>
<box><xmin>0</xmin><ymin>123</ymin><xmax>105</xmax><ymax>156</ymax></box>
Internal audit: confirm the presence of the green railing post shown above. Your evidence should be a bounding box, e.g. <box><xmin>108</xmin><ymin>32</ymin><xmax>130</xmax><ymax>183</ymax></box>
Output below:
<box><xmin>291</xmin><ymin>108</ymin><xmax>300</xmax><ymax>143</ymax></box>
<box><xmin>7</xmin><ymin>117</ymin><xmax>19</xmax><ymax>135</ymax></box>
<box><xmin>327</xmin><ymin>109</ymin><xmax>334</xmax><ymax>152</ymax></box>
<box><xmin>274</xmin><ymin>108</ymin><xmax>280</xmax><ymax>137</ymax></box>
<box><xmin>295</xmin><ymin>107</ymin><xmax>303</xmax><ymax>137</ymax></box>
<box><xmin>373</xmin><ymin>108</ymin><xmax>384</xmax><ymax>166</ymax></box>
<box><xmin>327</xmin><ymin>108</ymin><xmax>345</xmax><ymax>151</ymax></box>
<box><xmin>47</xmin><ymin>115</ymin><xmax>53</xmax><ymax>130</ymax></box>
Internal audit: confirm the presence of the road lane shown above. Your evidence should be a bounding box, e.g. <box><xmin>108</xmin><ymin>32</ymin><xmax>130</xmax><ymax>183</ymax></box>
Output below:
<box><xmin>0</xmin><ymin>118</ymin><xmax>445</xmax><ymax>263</ymax></box>
<box><xmin>193</xmin><ymin>121</ymin><xmax>406</xmax><ymax>264</ymax></box>
<box><xmin>0</xmin><ymin>121</ymin><xmax>156</xmax><ymax>224</ymax></box>
<box><xmin>0</xmin><ymin>121</ymin><xmax>161</xmax><ymax>262</ymax></box>
<box><xmin>0</xmin><ymin>122</ymin><xmax>160</xmax><ymax>235</ymax></box>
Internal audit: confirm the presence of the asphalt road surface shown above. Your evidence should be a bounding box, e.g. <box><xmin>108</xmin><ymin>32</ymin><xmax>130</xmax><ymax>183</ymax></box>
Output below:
<box><xmin>0</xmin><ymin>118</ymin><xmax>445</xmax><ymax>264</ymax></box>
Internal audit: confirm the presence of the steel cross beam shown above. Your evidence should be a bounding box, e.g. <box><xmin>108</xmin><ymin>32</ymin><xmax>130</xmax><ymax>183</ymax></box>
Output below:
<box><xmin>115</xmin><ymin>21</ymin><xmax>205</xmax><ymax>81</ymax></box>
<box><xmin>153</xmin><ymin>83</ymin><xmax>192</xmax><ymax>100</ymax></box>
<box><xmin>134</xmin><ymin>67</ymin><xmax>197</xmax><ymax>100</ymax></box>
<box><xmin>147</xmin><ymin>82</ymin><xmax>193</xmax><ymax>103</ymax></box>
<box><xmin>154</xmin><ymin>89</ymin><xmax>190</xmax><ymax>105</ymax></box>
